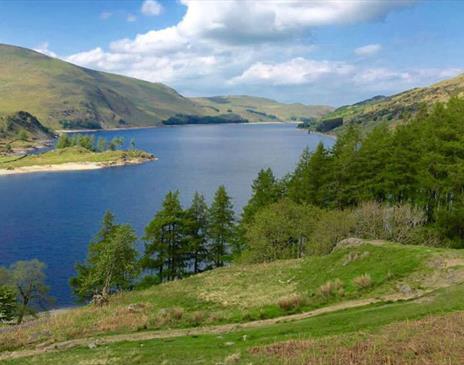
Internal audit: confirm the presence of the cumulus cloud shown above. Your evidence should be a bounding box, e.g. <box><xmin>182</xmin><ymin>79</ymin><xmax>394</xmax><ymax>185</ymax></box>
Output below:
<box><xmin>354</xmin><ymin>44</ymin><xmax>382</xmax><ymax>57</ymax></box>
<box><xmin>34</xmin><ymin>42</ymin><xmax>57</xmax><ymax>58</ymax></box>
<box><xmin>62</xmin><ymin>0</ymin><xmax>459</xmax><ymax>104</ymax></box>
<box><xmin>141</xmin><ymin>0</ymin><xmax>163</xmax><ymax>16</ymax></box>
<box><xmin>230</xmin><ymin>58</ymin><xmax>354</xmax><ymax>85</ymax></box>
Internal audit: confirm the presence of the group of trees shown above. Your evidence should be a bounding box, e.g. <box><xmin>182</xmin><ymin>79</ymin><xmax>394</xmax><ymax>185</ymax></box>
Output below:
<box><xmin>70</xmin><ymin>186</ymin><xmax>236</xmax><ymax>302</ymax></box>
<box><xmin>0</xmin><ymin>260</ymin><xmax>52</xmax><ymax>323</ymax></box>
<box><xmin>56</xmin><ymin>133</ymin><xmax>131</xmax><ymax>152</ymax></box>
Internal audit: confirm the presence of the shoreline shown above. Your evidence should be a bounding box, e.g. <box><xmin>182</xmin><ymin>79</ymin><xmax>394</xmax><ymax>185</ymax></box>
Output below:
<box><xmin>0</xmin><ymin>157</ymin><xmax>157</xmax><ymax>176</ymax></box>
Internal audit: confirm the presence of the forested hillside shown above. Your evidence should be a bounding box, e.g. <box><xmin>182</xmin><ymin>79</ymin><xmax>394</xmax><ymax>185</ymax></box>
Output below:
<box><xmin>317</xmin><ymin>73</ymin><xmax>464</xmax><ymax>132</ymax></box>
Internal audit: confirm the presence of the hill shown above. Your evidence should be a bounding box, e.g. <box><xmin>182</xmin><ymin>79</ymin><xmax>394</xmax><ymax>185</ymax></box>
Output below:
<box><xmin>193</xmin><ymin>95</ymin><xmax>333</xmax><ymax>123</ymax></box>
<box><xmin>2</xmin><ymin>241</ymin><xmax>464</xmax><ymax>364</ymax></box>
<box><xmin>318</xmin><ymin>72</ymin><xmax>464</xmax><ymax>132</ymax></box>
<box><xmin>0</xmin><ymin>111</ymin><xmax>55</xmax><ymax>154</ymax></box>
<box><xmin>0</xmin><ymin>44</ymin><xmax>333</xmax><ymax>130</ymax></box>
<box><xmin>0</xmin><ymin>44</ymin><xmax>204</xmax><ymax>130</ymax></box>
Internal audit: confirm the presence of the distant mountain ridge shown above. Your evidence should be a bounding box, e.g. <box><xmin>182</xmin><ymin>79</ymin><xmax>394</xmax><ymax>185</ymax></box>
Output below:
<box><xmin>0</xmin><ymin>44</ymin><xmax>333</xmax><ymax>130</ymax></box>
<box><xmin>318</xmin><ymin>73</ymin><xmax>464</xmax><ymax>132</ymax></box>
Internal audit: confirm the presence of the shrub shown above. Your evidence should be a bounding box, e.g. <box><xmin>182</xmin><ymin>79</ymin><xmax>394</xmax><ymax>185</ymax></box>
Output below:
<box><xmin>317</xmin><ymin>279</ymin><xmax>343</xmax><ymax>299</ymax></box>
<box><xmin>353</xmin><ymin>274</ymin><xmax>372</xmax><ymax>289</ymax></box>
<box><xmin>171</xmin><ymin>307</ymin><xmax>184</xmax><ymax>320</ymax></box>
<box><xmin>352</xmin><ymin>201</ymin><xmax>426</xmax><ymax>244</ymax></box>
<box><xmin>277</xmin><ymin>294</ymin><xmax>304</xmax><ymax>311</ymax></box>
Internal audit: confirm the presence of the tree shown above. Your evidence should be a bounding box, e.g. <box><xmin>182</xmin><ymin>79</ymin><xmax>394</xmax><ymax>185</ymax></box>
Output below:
<box><xmin>109</xmin><ymin>137</ymin><xmax>124</xmax><ymax>151</ymax></box>
<box><xmin>185</xmin><ymin>192</ymin><xmax>209</xmax><ymax>273</ymax></box>
<box><xmin>0</xmin><ymin>285</ymin><xmax>16</xmax><ymax>322</ymax></box>
<box><xmin>70</xmin><ymin>211</ymin><xmax>139</xmax><ymax>302</ymax></box>
<box><xmin>9</xmin><ymin>260</ymin><xmax>52</xmax><ymax>323</ymax></box>
<box><xmin>56</xmin><ymin>134</ymin><xmax>71</xmax><ymax>149</ymax></box>
<box><xmin>243</xmin><ymin>199</ymin><xmax>319</xmax><ymax>263</ymax></box>
<box><xmin>97</xmin><ymin>137</ymin><xmax>107</xmax><ymax>152</ymax></box>
<box><xmin>242</xmin><ymin>168</ymin><xmax>281</xmax><ymax>226</ymax></box>
<box><xmin>130</xmin><ymin>138</ymin><xmax>136</xmax><ymax>150</ymax></box>
<box><xmin>143</xmin><ymin>191</ymin><xmax>188</xmax><ymax>282</ymax></box>
<box><xmin>208</xmin><ymin>186</ymin><xmax>235</xmax><ymax>267</ymax></box>
<box><xmin>288</xmin><ymin>143</ymin><xmax>331</xmax><ymax>207</ymax></box>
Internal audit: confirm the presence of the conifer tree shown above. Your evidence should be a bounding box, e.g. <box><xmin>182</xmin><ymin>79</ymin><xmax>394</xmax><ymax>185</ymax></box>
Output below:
<box><xmin>185</xmin><ymin>192</ymin><xmax>209</xmax><ymax>273</ymax></box>
<box><xmin>208</xmin><ymin>186</ymin><xmax>235</xmax><ymax>267</ymax></box>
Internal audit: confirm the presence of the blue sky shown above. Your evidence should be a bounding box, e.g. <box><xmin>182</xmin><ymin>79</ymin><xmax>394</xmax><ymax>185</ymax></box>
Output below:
<box><xmin>1</xmin><ymin>0</ymin><xmax>463</xmax><ymax>106</ymax></box>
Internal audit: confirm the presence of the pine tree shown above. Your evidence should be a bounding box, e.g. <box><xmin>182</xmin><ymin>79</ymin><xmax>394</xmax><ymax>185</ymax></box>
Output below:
<box><xmin>143</xmin><ymin>191</ymin><xmax>187</xmax><ymax>281</ymax></box>
<box><xmin>208</xmin><ymin>186</ymin><xmax>235</xmax><ymax>267</ymax></box>
<box><xmin>185</xmin><ymin>192</ymin><xmax>209</xmax><ymax>273</ymax></box>
<box><xmin>242</xmin><ymin>168</ymin><xmax>281</xmax><ymax>226</ymax></box>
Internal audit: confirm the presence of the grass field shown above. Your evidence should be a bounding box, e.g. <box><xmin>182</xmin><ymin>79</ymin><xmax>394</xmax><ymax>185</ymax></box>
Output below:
<box><xmin>1</xmin><ymin>241</ymin><xmax>463</xmax><ymax>357</ymax></box>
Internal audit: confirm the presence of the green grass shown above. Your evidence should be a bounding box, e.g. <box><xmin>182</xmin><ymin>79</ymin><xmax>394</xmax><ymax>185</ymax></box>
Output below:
<box><xmin>0</xmin><ymin>242</ymin><xmax>460</xmax><ymax>353</ymax></box>
<box><xmin>0</xmin><ymin>146</ymin><xmax>154</xmax><ymax>169</ymax></box>
<box><xmin>4</xmin><ymin>284</ymin><xmax>464</xmax><ymax>365</ymax></box>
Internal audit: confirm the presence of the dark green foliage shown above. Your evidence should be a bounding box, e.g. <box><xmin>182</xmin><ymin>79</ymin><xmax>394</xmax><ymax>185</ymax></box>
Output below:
<box><xmin>143</xmin><ymin>192</ymin><xmax>188</xmax><ymax>282</ymax></box>
<box><xmin>208</xmin><ymin>186</ymin><xmax>235</xmax><ymax>267</ymax></box>
<box><xmin>184</xmin><ymin>192</ymin><xmax>209</xmax><ymax>273</ymax></box>
<box><xmin>0</xmin><ymin>285</ymin><xmax>16</xmax><ymax>322</ymax></box>
<box><xmin>163</xmin><ymin>113</ymin><xmax>247</xmax><ymax>125</ymax></box>
<box><xmin>316</xmin><ymin>117</ymin><xmax>343</xmax><ymax>132</ymax></box>
<box><xmin>70</xmin><ymin>211</ymin><xmax>139</xmax><ymax>301</ymax></box>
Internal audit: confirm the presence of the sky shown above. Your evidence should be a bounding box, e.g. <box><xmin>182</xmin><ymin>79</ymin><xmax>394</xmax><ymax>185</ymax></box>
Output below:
<box><xmin>0</xmin><ymin>0</ymin><xmax>463</xmax><ymax>106</ymax></box>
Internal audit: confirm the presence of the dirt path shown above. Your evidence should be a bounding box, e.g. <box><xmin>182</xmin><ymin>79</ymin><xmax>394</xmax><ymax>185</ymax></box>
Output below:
<box><xmin>0</xmin><ymin>291</ymin><xmax>424</xmax><ymax>362</ymax></box>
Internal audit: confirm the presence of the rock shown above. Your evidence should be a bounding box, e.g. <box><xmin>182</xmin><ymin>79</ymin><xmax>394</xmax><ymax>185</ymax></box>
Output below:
<box><xmin>398</xmin><ymin>283</ymin><xmax>413</xmax><ymax>296</ymax></box>
<box><xmin>127</xmin><ymin>303</ymin><xmax>146</xmax><ymax>313</ymax></box>
<box><xmin>88</xmin><ymin>342</ymin><xmax>97</xmax><ymax>349</ymax></box>
<box><xmin>334</xmin><ymin>238</ymin><xmax>365</xmax><ymax>250</ymax></box>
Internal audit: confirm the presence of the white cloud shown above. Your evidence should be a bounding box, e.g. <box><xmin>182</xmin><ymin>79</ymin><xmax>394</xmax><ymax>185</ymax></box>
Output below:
<box><xmin>141</xmin><ymin>0</ymin><xmax>162</xmax><ymax>16</ymax></box>
<box><xmin>127</xmin><ymin>14</ymin><xmax>137</xmax><ymax>22</ymax></box>
<box><xmin>65</xmin><ymin>0</ymin><xmax>456</xmax><ymax>105</ymax></box>
<box><xmin>354</xmin><ymin>44</ymin><xmax>382</xmax><ymax>57</ymax></box>
<box><xmin>34</xmin><ymin>42</ymin><xmax>57</xmax><ymax>58</ymax></box>
<box><xmin>230</xmin><ymin>58</ymin><xmax>354</xmax><ymax>85</ymax></box>
<box><xmin>100</xmin><ymin>11</ymin><xmax>112</xmax><ymax>20</ymax></box>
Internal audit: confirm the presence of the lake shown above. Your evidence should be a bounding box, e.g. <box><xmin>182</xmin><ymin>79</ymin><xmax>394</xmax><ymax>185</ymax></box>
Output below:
<box><xmin>0</xmin><ymin>123</ymin><xmax>334</xmax><ymax>306</ymax></box>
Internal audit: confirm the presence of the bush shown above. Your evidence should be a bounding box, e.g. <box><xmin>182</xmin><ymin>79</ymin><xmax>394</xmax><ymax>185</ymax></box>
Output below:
<box><xmin>352</xmin><ymin>274</ymin><xmax>372</xmax><ymax>289</ymax></box>
<box><xmin>244</xmin><ymin>199</ymin><xmax>320</xmax><ymax>262</ymax></box>
<box><xmin>352</xmin><ymin>201</ymin><xmax>426</xmax><ymax>244</ymax></box>
<box><xmin>277</xmin><ymin>294</ymin><xmax>304</xmax><ymax>311</ymax></box>
<box><xmin>308</xmin><ymin>209</ymin><xmax>355</xmax><ymax>255</ymax></box>
<box><xmin>317</xmin><ymin>279</ymin><xmax>344</xmax><ymax>299</ymax></box>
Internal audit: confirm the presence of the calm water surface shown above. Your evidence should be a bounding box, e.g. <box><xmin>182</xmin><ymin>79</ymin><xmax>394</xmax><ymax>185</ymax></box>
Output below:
<box><xmin>0</xmin><ymin>124</ymin><xmax>334</xmax><ymax>306</ymax></box>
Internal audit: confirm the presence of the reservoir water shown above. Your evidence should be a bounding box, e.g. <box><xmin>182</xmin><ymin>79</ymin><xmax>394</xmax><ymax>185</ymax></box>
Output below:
<box><xmin>0</xmin><ymin>123</ymin><xmax>334</xmax><ymax>306</ymax></box>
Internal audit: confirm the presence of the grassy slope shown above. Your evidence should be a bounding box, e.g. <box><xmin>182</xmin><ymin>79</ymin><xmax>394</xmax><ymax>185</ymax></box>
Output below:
<box><xmin>0</xmin><ymin>44</ymin><xmax>202</xmax><ymax>130</ymax></box>
<box><xmin>193</xmin><ymin>95</ymin><xmax>333</xmax><ymax>123</ymax></box>
<box><xmin>2</xmin><ymin>242</ymin><xmax>464</xmax><ymax>356</ymax></box>
<box><xmin>320</xmin><ymin>72</ymin><xmax>464</xmax><ymax>131</ymax></box>
<box><xmin>0</xmin><ymin>147</ymin><xmax>154</xmax><ymax>169</ymax></box>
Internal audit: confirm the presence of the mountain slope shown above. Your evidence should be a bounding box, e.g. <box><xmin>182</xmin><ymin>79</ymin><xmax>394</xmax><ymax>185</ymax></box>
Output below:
<box><xmin>319</xmin><ymin>73</ymin><xmax>464</xmax><ymax>132</ymax></box>
<box><xmin>193</xmin><ymin>95</ymin><xmax>333</xmax><ymax>123</ymax></box>
<box><xmin>0</xmin><ymin>44</ymin><xmax>203</xmax><ymax>130</ymax></box>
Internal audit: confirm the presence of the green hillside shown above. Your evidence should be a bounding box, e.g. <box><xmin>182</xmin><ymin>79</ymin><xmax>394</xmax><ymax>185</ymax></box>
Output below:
<box><xmin>193</xmin><ymin>95</ymin><xmax>333</xmax><ymax>123</ymax></box>
<box><xmin>2</xmin><ymin>241</ymin><xmax>464</xmax><ymax>364</ymax></box>
<box><xmin>318</xmin><ymin>73</ymin><xmax>464</xmax><ymax>132</ymax></box>
<box><xmin>0</xmin><ymin>44</ymin><xmax>203</xmax><ymax>130</ymax></box>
